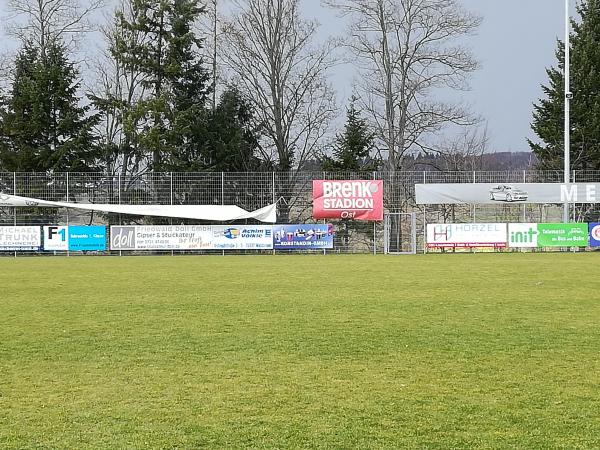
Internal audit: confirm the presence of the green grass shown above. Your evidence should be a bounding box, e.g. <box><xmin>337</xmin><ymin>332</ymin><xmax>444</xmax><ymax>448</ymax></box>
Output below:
<box><xmin>1</xmin><ymin>253</ymin><xmax>599</xmax><ymax>449</ymax></box>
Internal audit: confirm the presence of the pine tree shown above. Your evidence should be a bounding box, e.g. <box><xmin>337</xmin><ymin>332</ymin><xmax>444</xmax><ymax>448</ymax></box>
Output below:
<box><xmin>113</xmin><ymin>0</ymin><xmax>210</xmax><ymax>172</ymax></box>
<box><xmin>202</xmin><ymin>88</ymin><xmax>264</xmax><ymax>172</ymax></box>
<box><xmin>530</xmin><ymin>0</ymin><xmax>600</xmax><ymax>171</ymax></box>
<box><xmin>0</xmin><ymin>41</ymin><xmax>99</xmax><ymax>172</ymax></box>
<box><xmin>322</xmin><ymin>98</ymin><xmax>376</xmax><ymax>171</ymax></box>
<box><xmin>164</xmin><ymin>87</ymin><xmax>264</xmax><ymax>172</ymax></box>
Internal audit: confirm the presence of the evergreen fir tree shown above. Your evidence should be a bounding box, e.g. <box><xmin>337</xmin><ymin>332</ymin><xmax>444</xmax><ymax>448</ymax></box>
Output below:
<box><xmin>203</xmin><ymin>88</ymin><xmax>264</xmax><ymax>172</ymax></box>
<box><xmin>530</xmin><ymin>0</ymin><xmax>600</xmax><ymax>171</ymax></box>
<box><xmin>114</xmin><ymin>0</ymin><xmax>210</xmax><ymax>172</ymax></box>
<box><xmin>322</xmin><ymin>97</ymin><xmax>376</xmax><ymax>172</ymax></box>
<box><xmin>0</xmin><ymin>41</ymin><xmax>99</xmax><ymax>172</ymax></box>
<box><xmin>164</xmin><ymin>87</ymin><xmax>264</xmax><ymax>172</ymax></box>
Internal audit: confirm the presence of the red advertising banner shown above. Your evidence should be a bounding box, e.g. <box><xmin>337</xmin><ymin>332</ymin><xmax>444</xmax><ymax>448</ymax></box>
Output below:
<box><xmin>312</xmin><ymin>180</ymin><xmax>384</xmax><ymax>221</ymax></box>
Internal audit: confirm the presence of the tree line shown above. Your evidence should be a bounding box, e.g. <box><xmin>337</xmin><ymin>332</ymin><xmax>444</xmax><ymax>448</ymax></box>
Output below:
<box><xmin>0</xmin><ymin>0</ymin><xmax>595</xmax><ymax>179</ymax></box>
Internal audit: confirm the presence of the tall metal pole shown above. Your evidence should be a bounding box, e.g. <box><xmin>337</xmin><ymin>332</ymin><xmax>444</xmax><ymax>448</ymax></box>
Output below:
<box><xmin>564</xmin><ymin>0</ymin><xmax>571</xmax><ymax>223</ymax></box>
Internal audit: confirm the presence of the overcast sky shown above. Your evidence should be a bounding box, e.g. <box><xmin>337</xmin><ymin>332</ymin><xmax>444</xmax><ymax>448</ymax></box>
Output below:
<box><xmin>460</xmin><ymin>0</ymin><xmax>575</xmax><ymax>152</ymax></box>
<box><xmin>0</xmin><ymin>0</ymin><xmax>578</xmax><ymax>154</ymax></box>
<box><xmin>308</xmin><ymin>0</ymin><xmax>576</xmax><ymax>153</ymax></box>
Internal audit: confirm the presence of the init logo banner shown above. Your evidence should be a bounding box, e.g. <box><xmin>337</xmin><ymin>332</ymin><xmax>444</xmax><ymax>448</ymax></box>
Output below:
<box><xmin>312</xmin><ymin>180</ymin><xmax>384</xmax><ymax>221</ymax></box>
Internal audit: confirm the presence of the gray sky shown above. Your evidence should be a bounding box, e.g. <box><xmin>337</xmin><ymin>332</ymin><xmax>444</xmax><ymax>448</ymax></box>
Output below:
<box><xmin>307</xmin><ymin>0</ymin><xmax>575</xmax><ymax>153</ymax></box>
<box><xmin>0</xmin><ymin>0</ymin><xmax>577</xmax><ymax>154</ymax></box>
<box><xmin>460</xmin><ymin>0</ymin><xmax>574</xmax><ymax>152</ymax></box>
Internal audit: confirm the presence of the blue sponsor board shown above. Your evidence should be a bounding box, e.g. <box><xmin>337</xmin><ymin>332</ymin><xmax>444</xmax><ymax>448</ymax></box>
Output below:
<box><xmin>589</xmin><ymin>223</ymin><xmax>600</xmax><ymax>247</ymax></box>
<box><xmin>273</xmin><ymin>224</ymin><xmax>334</xmax><ymax>250</ymax></box>
<box><xmin>68</xmin><ymin>226</ymin><xmax>106</xmax><ymax>251</ymax></box>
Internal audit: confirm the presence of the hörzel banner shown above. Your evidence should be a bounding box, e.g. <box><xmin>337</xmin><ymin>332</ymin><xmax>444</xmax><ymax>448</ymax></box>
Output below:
<box><xmin>508</xmin><ymin>223</ymin><xmax>588</xmax><ymax>248</ymax></box>
<box><xmin>426</xmin><ymin>223</ymin><xmax>507</xmax><ymax>248</ymax></box>
<box><xmin>0</xmin><ymin>226</ymin><xmax>41</xmax><ymax>251</ymax></box>
<box><xmin>416</xmin><ymin>183</ymin><xmax>600</xmax><ymax>204</ymax></box>
<box><xmin>313</xmin><ymin>180</ymin><xmax>384</xmax><ymax>221</ymax></box>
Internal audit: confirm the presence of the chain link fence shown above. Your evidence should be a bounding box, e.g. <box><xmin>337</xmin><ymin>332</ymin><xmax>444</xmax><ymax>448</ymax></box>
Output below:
<box><xmin>1</xmin><ymin>170</ymin><xmax>599</xmax><ymax>254</ymax></box>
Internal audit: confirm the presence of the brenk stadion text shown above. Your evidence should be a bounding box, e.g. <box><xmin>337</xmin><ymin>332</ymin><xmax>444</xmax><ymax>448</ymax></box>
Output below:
<box><xmin>321</xmin><ymin>181</ymin><xmax>377</xmax><ymax>210</ymax></box>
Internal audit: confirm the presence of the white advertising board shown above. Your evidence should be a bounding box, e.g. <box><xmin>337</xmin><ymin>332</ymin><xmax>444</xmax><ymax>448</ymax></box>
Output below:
<box><xmin>416</xmin><ymin>183</ymin><xmax>600</xmax><ymax>205</ymax></box>
<box><xmin>211</xmin><ymin>226</ymin><xmax>273</xmax><ymax>249</ymax></box>
<box><xmin>427</xmin><ymin>223</ymin><xmax>507</xmax><ymax>248</ymax></box>
<box><xmin>43</xmin><ymin>226</ymin><xmax>68</xmax><ymax>251</ymax></box>
<box><xmin>507</xmin><ymin>223</ymin><xmax>538</xmax><ymax>248</ymax></box>
<box><xmin>0</xmin><ymin>226</ymin><xmax>41</xmax><ymax>250</ymax></box>
<box><xmin>110</xmin><ymin>225</ymin><xmax>274</xmax><ymax>250</ymax></box>
<box><xmin>110</xmin><ymin>225</ymin><xmax>213</xmax><ymax>250</ymax></box>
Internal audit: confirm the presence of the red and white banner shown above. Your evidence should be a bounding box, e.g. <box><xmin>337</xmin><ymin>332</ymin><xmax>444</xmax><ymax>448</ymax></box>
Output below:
<box><xmin>312</xmin><ymin>180</ymin><xmax>384</xmax><ymax>221</ymax></box>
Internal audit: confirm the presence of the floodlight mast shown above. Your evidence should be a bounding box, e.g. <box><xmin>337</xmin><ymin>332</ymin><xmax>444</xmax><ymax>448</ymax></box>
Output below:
<box><xmin>564</xmin><ymin>0</ymin><xmax>571</xmax><ymax>223</ymax></box>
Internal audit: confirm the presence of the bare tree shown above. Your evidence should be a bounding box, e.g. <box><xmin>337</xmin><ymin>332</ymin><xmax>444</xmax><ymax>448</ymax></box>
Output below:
<box><xmin>195</xmin><ymin>0</ymin><xmax>220</xmax><ymax>110</ymax></box>
<box><xmin>433</xmin><ymin>125</ymin><xmax>489</xmax><ymax>171</ymax></box>
<box><xmin>221</xmin><ymin>0</ymin><xmax>336</xmax><ymax>171</ymax></box>
<box><xmin>0</xmin><ymin>52</ymin><xmax>12</xmax><ymax>89</ymax></box>
<box><xmin>5</xmin><ymin>0</ymin><xmax>104</xmax><ymax>56</ymax></box>
<box><xmin>325</xmin><ymin>0</ymin><xmax>481</xmax><ymax>172</ymax></box>
<box><xmin>88</xmin><ymin>0</ymin><xmax>150</xmax><ymax>189</ymax></box>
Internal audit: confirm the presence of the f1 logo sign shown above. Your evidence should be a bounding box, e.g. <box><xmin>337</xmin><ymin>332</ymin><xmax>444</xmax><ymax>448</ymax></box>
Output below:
<box><xmin>43</xmin><ymin>225</ymin><xmax>68</xmax><ymax>251</ymax></box>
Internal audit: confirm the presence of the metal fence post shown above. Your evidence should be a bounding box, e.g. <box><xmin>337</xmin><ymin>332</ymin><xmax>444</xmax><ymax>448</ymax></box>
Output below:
<box><xmin>221</xmin><ymin>172</ymin><xmax>225</xmax><ymax>256</ymax></box>
<box><xmin>13</xmin><ymin>172</ymin><xmax>16</xmax><ymax>258</ymax></box>
<box><xmin>571</xmin><ymin>170</ymin><xmax>576</xmax><ymax>222</ymax></box>
<box><xmin>272</xmin><ymin>171</ymin><xmax>276</xmax><ymax>256</ymax></box>
<box><xmin>13</xmin><ymin>172</ymin><xmax>16</xmax><ymax>226</ymax></box>
<box><xmin>171</xmin><ymin>172</ymin><xmax>174</xmax><ymax>256</ymax></box>
<box><xmin>522</xmin><ymin>170</ymin><xmax>527</xmax><ymax>222</ymax></box>
<box><xmin>272</xmin><ymin>172</ymin><xmax>276</xmax><ymax>205</ymax></box>
<box><xmin>66</xmin><ymin>172</ymin><xmax>70</xmax><ymax>257</ymax></box>
<box><xmin>170</xmin><ymin>172</ymin><xmax>174</xmax><ymax>205</ymax></box>
<box><xmin>373</xmin><ymin>171</ymin><xmax>377</xmax><ymax>255</ymax></box>
<box><xmin>118</xmin><ymin>173</ymin><xmax>122</xmax><ymax>257</ymax></box>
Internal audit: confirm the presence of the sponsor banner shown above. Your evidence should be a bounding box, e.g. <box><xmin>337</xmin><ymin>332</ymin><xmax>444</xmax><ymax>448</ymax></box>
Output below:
<box><xmin>416</xmin><ymin>183</ymin><xmax>600</xmax><ymax>205</ymax></box>
<box><xmin>212</xmin><ymin>226</ymin><xmax>273</xmax><ymax>249</ymax></box>
<box><xmin>509</xmin><ymin>223</ymin><xmax>588</xmax><ymax>247</ymax></box>
<box><xmin>590</xmin><ymin>223</ymin><xmax>600</xmax><ymax>247</ymax></box>
<box><xmin>427</xmin><ymin>223</ymin><xmax>507</xmax><ymax>248</ymax></box>
<box><xmin>44</xmin><ymin>226</ymin><xmax>68</xmax><ymax>251</ymax></box>
<box><xmin>507</xmin><ymin>223</ymin><xmax>538</xmax><ymax>248</ymax></box>
<box><xmin>68</xmin><ymin>226</ymin><xmax>106</xmax><ymax>251</ymax></box>
<box><xmin>313</xmin><ymin>180</ymin><xmax>383</xmax><ymax>221</ymax></box>
<box><xmin>537</xmin><ymin>223</ymin><xmax>588</xmax><ymax>247</ymax></box>
<box><xmin>273</xmin><ymin>224</ymin><xmax>334</xmax><ymax>249</ymax></box>
<box><xmin>0</xmin><ymin>226</ymin><xmax>41</xmax><ymax>251</ymax></box>
<box><xmin>110</xmin><ymin>225</ymin><xmax>214</xmax><ymax>250</ymax></box>
<box><xmin>44</xmin><ymin>225</ymin><xmax>106</xmax><ymax>251</ymax></box>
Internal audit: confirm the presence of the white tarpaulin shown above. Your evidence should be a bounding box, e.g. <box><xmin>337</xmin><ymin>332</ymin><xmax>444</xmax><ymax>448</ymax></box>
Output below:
<box><xmin>0</xmin><ymin>193</ymin><xmax>277</xmax><ymax>223</ymax></box>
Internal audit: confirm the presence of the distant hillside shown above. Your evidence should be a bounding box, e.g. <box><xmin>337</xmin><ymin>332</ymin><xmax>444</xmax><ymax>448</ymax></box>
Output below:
<box><xmin>407</xmin><ymin>152</ymin><xmax>538</xmax><ymax>171</ymax></box>
<box><xmin>304</xmin><ymin>151</ymin><xmax>538</xmax><ymax>172</ymax></box>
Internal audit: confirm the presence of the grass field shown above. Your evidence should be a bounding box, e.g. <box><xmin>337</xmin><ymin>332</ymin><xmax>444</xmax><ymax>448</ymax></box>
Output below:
<box><xmin>1</xmin><ymin>253</ymin><xmax>599</xmax><ymax>449</ymax></box>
